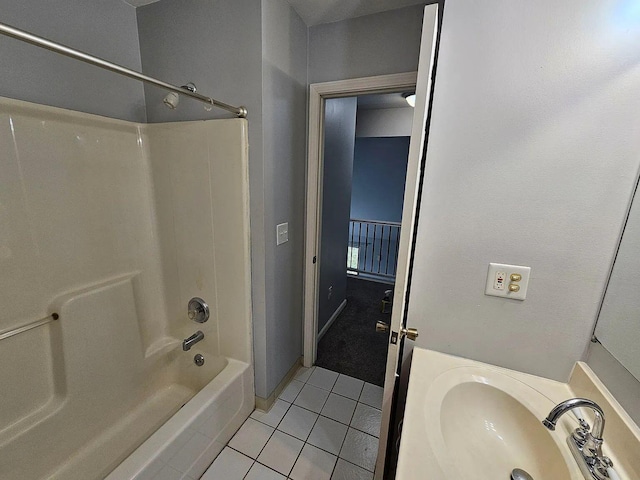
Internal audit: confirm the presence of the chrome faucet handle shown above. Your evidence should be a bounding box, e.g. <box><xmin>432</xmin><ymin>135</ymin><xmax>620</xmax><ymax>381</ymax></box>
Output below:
<box><xmin>573</xmin><ymin>426</ymin><xmax>589</xmax><ymax>448</ymax></box>
<box><xmin>578</xmin><ymin>418</ymin><xmax>590</xmax><ymax>431</ymax></box>
<box><xmin>187</xmin><ymin>297</ymin><xmax>209</xmax><ymax>323</ymax></box>
<box><xmin>593</xmin><ymin>457</ymin><xmax>614</xmax><ymax>480</ymax></box>
<box><xmin>572</xmin><ymin>418</ymin><xmax>591</xmax><ymax>447</ymax></box>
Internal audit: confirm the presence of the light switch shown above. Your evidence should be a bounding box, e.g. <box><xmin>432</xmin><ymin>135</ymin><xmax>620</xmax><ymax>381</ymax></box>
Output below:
<box><xmin>276</xmin><ymin>222</ymin><xmax>289</xmax><ymax>245</ymax></box>
<box><xmin>485</xmin><ymin>263</ymin><xmax>530</xmax><ymax>300</ymax></box>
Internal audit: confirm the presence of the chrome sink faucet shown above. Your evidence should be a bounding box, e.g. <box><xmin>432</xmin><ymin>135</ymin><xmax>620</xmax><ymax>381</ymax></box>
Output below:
<box><xmin>542</xmin><ymin>398</ymin><xmax>614</xmax><ymax>480</ymax></box>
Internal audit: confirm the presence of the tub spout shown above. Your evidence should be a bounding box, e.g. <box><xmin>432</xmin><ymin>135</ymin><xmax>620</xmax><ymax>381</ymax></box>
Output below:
<box><xmin>183</xmin><ymin>331</ymin><xmax>204</xmax><ymax>351</ymax></box>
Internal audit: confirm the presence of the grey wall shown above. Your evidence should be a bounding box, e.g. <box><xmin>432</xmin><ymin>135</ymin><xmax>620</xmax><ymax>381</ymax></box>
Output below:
<box><xmin>356</xmin><ymin>107</ymin><xmax>414</xmax><ymax>137</ymax></box>
<box><xmin>260</xmin><ymin>0</ymin><xmax>308</xmax><ymax>397</ymax></box>
<box><xmin>308</xmin><ymin>4</ymin><xmax>427</xmax><ymax>84</ymax></box>
<box><xmin>318</xmin><ymin>97</ymin><xmax>357</xmax><ymax>333</ymax></box>
<box><xmin>137</xmin><ymin>0</ymin><xmax>262</xmax><ymax>126</ymax></box>
<box><xmin>0</xmin><ymin>0</ymin><xmax>145</xmax><ymax>122</ymax></box>
<box><xmin>406</xmin><ymin>0</ymin><xmax>640</xmax><ymax>382</ymax></box>
<box><xmin>350</xmin><ymin>137</ymin><xmax>409</xmax><ymax>223</ymax></box>
<box><xmin>137</xmin><ymin>0</ymin><xmax>307</xmax><ymax>399</ymax></box>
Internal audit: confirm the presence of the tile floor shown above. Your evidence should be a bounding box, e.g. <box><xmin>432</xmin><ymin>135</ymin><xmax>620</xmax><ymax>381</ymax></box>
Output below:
<box><xmin>201</xmin><ymin>366</ymin><xmax>384</xmax><ymax>480</ymax></box>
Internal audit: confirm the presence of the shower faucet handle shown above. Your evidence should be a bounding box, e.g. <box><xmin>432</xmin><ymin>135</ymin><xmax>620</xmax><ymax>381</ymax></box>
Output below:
<box><xmin>188</xmin><ymin>297</ymin><xmax>209</xmax><ymax>323</ymax></box>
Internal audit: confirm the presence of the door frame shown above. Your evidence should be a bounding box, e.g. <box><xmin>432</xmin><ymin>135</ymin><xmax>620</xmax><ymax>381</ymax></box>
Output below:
<box><xmin>303</xmin><ymin>72</ymin><xmax>418</xmax><ymax>368</ymax></box>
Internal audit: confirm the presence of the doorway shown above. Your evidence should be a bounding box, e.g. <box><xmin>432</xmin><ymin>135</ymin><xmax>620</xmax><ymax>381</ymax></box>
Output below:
<box><xmin>314</xmin><ymin>92</ymin><xmax>413</xmax><ymax>387</ymax></box>
<box><xmin>303</xmin><ymin>7</ymin><xmax>440</xmax><ymax>479</ymax></box>
<box><xmin>303</xmin><ymin>73</ymin><xmax>418</xmax><ymax>372</ymax></box>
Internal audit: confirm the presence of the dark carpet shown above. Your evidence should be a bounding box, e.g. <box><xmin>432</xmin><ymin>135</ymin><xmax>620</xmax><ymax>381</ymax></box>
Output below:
<box><xmin>316</xmin><ymin>277</ymin><xmax>392</xmax><ymax>386</ymax></box>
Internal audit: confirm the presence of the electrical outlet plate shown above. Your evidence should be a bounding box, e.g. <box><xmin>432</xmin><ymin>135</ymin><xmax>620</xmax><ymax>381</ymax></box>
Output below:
<box><xmin>485</xmin><ymin>263</ymin><xmax>531</xmax><ymax>300</ymax></box>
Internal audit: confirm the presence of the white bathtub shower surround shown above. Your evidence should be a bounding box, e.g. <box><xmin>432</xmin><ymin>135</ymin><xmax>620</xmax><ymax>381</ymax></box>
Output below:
<box><xmin>0</xmin><ymin>96</ymin><xmax>253</xmax><ymax>480</ymax></box>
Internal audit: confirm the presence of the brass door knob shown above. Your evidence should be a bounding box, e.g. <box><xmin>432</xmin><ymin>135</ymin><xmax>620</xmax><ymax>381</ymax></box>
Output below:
<box><xmin>376</xmin><ymin>321</ymin><xmax>390</xmax><ymax>332</ymax></box>
<box><xmin>401</xmin><ymin>327</ymin><xmax>419</xmax><ymax>341</ymax></box>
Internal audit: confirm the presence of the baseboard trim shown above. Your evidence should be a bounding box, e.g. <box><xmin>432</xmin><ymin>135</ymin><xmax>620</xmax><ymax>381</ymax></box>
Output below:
<box><xmin>255</xmin><ymin>356</ymin><xmax>302</xmax><ymax>412</ymax></box>
<box><xmin>317</xmin><ymin>299</ymin><xmax>347</xmax><ymax>342</ymax></box>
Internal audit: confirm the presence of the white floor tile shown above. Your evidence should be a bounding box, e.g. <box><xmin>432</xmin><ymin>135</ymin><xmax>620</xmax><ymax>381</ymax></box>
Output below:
<box><xmin>290</xmin><ymin>444</ymin><xmax>337</xmax><ymax>480</ymax></box>
<box><xmin>278</xmin><ymin>404</ymin><xmax>319</xmax><ymax>441</ymax></box>
<box><xmin>245</xmin><ymin>462</ymin><xmax>286</xmax><ymax>480</ymax></box>
<box><xmin>228</xmin><ymin>418</ymin><xmax>274</xmax><ymax>458</ymax></box>
<box><xmin>294</xmin><ymin>366</ymin><xmax>315</xmax><ymax>383</ymax></box>
<box><xmin>307</xmin><ymin>416</ymin><xmax>348</xmax><ymax>455</ymax></box>
<box><xmin>294</xmin><ymin>384</ymin><xmax>330</xmax><ymax>413</ymax></box>
<box><xmin>332</xmin><ymin>375</ymin><xmax>364</xmax><ymax>400</ymax></box>
<box><xmin>257</xmin><ymin>430</ymin><xmax>304</xmax><ymax>476</ymax></box>
<box><xmin>358</xmin><ymin>383</ymin><xmax>383</xmax><ymax>410</ymax></box>
<box><xmin>279</xmin><ymin>380</ymin><xmax>304</xmax><ymax>402</ymax></box>
<box><xmin>167</xmin><ymin>431</ymin><xmax>211</xmax><ymax>473</ymax></box>
<box><xmin>350</xmin><ymin>403</ymin><xmax>381</xmax><ymax>437</ymax></box>
<box><xmin>339</xmin><ymin>428</ymin><xmax>379</xmax><ymax>472</ymax></box>
<box><xmin>331</xmin><ymin>459</ymin><xmax>374</xmax><ymax>480</ymax></box>
<box><xmin>251</xmin><ymin>399</ymin><xmax>291</xmax><ymax>428</ymax></box>
<box><xmin>201</xmin><ymin>447</ymin><xmax>253</xmax><ymax>480</ymax></box>
<box><xmin>308</xmin><ymin>367</ymin><xmax>339</xmax><ymax>391</ymax></box>
<box><xmin>321</xmin><ymin>393</ymin><xmax>357</xmax><ymax>425</ymax></box>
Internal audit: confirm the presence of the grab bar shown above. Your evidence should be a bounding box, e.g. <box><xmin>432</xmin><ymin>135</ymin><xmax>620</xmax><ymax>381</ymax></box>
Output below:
<box><xmin>0</xmin><ymin>313</ymin><xmax>59</xmax><ymax>341</ymax></box>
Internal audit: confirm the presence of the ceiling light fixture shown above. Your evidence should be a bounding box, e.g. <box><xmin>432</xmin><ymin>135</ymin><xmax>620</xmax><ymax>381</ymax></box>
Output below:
<box><xmin>403</xmin><ymin>92</ymin><xmax>416</xmax><ymax>107</ymax></box>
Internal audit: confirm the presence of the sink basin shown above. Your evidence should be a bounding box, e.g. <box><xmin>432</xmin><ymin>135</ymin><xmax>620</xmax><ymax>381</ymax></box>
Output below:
<box><xmin>439</xmin><ymin>381</ymin><xmax>570</xmax><ymax>478</ymax></box>
<box><xmin>421</xmin><ymin>366</ymin><xmax>581</xmax><ymax>479</ymax></box>
<box><xmin>397</xmin><ymin>348</ymin><xmax>639</xmax><ymax>480</ymax></box>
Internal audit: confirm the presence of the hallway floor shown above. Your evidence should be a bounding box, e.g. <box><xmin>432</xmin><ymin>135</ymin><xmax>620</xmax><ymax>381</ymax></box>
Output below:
<box><xmin>316</xmin><ymin>277</ymin><xmax>392</xmax><ymax>386</ymax></box>
<box><xmin>201</xmin><ymin>366</ymin><xmax>383</xmax><ymax>480</ymax></box>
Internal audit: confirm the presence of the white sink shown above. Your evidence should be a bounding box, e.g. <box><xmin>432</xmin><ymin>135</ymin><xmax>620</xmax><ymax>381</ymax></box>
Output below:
<box><xmin>396</xmin><ymin>350</ymin><xmax>594</xmax><ymax>480</ymax></box>
<box><xmin>429</xmin><ymin>370</ymin><xmax>573</xmax><ymax>479</ymax></box>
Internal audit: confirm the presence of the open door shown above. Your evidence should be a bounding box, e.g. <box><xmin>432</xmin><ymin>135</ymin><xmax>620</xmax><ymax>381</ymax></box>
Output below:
<box><xmin>374</xmin><ymin>5</ymin><xmax>440</xmax><ymax>478</ymax></box>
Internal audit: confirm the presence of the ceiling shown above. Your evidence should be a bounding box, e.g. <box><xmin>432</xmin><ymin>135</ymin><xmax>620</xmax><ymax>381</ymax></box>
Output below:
<box><xmin>122</xmin><ymin>0</ymin><xmax>428</xmax><ymax>26</ymax></box>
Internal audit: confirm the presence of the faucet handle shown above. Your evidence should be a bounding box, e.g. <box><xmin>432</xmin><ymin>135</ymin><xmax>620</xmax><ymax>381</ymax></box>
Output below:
<box><xmin>578</xmin><ymin>418</ymin><xmax>590</xmax><ymax>431</ymax></box>
<box><xmin>573</xmin><ymin>427</ymin><xmax>588</xmax><ymax>448</ymax></box>
<box><xmin>572</xmin><ymin>418</ymin><xmax>591</xmax><ymax>447</ymax></box>
<box><xmin>594</xmin><ymin>457</ymin><xmax>614</xmax><ymax>480</ymax></box>
<box><xmin>187</xmin><ymin>297</ymin><xmax>209</xmax><ymax>323</ymax></box>
<box><xmin>600</xmin><ymin>457</ymin><xmax>613</xmax><ymax>469</ymax></box>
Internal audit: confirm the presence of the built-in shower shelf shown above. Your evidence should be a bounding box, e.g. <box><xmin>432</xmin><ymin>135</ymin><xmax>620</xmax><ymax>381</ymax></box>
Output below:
<box><xmin>145</xmin><ymin>337</ymin><xmax>181</xmax><ymax>359</ymax></box>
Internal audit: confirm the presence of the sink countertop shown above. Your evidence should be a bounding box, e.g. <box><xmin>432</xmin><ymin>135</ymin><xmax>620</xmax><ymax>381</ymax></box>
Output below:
<box><xmin>396</xmin><ymin>348</ymin><xmax>640</xmax><ymax>480</ymax></box>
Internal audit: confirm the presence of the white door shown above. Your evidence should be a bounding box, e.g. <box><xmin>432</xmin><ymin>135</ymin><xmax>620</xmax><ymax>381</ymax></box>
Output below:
<box><xmin>374</xmin><ymin>5</ymin><xmax>439</xmax><ymax>478</ymax></box>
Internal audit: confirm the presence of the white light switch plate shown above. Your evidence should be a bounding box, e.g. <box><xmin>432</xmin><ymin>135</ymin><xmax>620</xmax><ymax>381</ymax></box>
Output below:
<box><xmin>276</xmin><ymin>222</ymin><xmax>289</xmax><ymax>245</ymax></box>
<box><xmin>485</xmin><ymin>263</ymin><xmax>531</xmax><ymax>300</ymax></box>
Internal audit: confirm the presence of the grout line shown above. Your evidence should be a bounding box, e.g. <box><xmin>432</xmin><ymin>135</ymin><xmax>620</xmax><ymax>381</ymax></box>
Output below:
<box><xmin>251</xmin><ymin>401</ymin><xmax>380</xmax><ymax>443</ymax></box>
<box><xmin>233</xmin><ymin>408</ymin><xmax>378</xmax><ymax>478</ymax></box>
<box><xmin>240</xmin><ymin>458</ymin><xmax>256</xmax><ymax>480</ymax></box>
<box><xmin>238</xmin><ymin>367</ymin><xmax>381</xmax><ymax>479</ymax></box>
<box><xmin>277</xmin><ymin>429</ymin><xmax>305</xmax><ymax>478</ymax></box>
<box><xmin>262</xmin><ymin>394</ymin><xmax>380</xmax><ymax>437</ymax></box>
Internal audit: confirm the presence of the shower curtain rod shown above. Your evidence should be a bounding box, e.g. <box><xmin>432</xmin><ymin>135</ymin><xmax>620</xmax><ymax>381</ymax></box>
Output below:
<box><xmin>0</xmin><ymin>21</ymin><xmax>247</xmax><ymax>118</ymax></box>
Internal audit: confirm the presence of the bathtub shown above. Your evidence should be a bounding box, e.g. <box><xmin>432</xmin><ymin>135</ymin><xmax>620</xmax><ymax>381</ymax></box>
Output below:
<box><xmin>0</xmin><ymin>315</ymin><xmax>253</xmax><ymax>480</ymax></box>
<box><xmin>0</xmin><ymin>98</ymin><xmax>253</xmax><ymax>480</ymax></box>
<box><xmin>107</xmin><ymin>356</ymin><xmax>254</xmax><ymax>480</ymax></box>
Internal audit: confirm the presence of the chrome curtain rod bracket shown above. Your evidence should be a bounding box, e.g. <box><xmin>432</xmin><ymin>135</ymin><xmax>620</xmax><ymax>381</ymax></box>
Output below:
<box><xmin>0</xmin><ymin>21</ymin><xmax>247</xmax><ymax>118</ymax></box>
